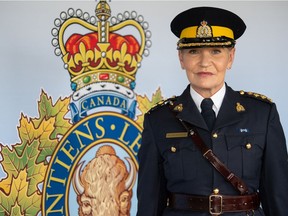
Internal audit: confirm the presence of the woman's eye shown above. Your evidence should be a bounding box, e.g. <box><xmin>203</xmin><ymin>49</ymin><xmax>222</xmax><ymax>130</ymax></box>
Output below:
<box><xmin>211</xmin><ymin>49</ymin><xmax>221</xmax><ymax>54</ymax></box>
<box><xmin>188</xmin><ymin>49</ymin><xmax>198</xmax><ymax>54</ymax></box>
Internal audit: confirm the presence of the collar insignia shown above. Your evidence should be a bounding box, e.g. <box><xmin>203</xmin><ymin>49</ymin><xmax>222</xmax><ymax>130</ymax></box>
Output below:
<box><xmin>173</xmin><ymin>103</ymin><xmax>183</xmax><ymax>112</ymax></box>
<box><xmin>236</xmin><ymin>102</ymin><xmax>245</xmax><ymax>112</ymax></box>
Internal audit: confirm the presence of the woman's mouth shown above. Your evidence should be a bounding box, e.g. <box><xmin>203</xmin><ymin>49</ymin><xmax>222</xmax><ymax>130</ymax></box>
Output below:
<box><xmin>197</xmin><ymin>71</ymin><xmax>214</xmax><ymax>76</ymax></box>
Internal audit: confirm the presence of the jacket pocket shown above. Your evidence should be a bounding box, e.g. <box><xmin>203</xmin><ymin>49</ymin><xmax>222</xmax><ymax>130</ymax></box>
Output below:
<box><xmin>161</xmin><ymin>138</ymin><xmax>198</xmax><ymax>182</ymax></box>
<box><xmin>225</xmin><ymin>133</ymin><xmax>265</xmax><ymax>179</ymax></box>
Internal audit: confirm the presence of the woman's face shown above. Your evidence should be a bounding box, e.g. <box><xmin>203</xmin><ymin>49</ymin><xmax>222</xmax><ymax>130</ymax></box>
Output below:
<box><xmin>178</xmin><ymin>47</ymin><xmax>235</xmax><ymax>97</ymax></box>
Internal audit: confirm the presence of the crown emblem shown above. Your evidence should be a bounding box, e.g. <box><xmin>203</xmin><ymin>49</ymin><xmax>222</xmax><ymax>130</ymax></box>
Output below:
<box><xmin>52</xmin><ymin>0</ymin><xmax>151</xmax><ymax>92</ymax></box>
<box><xmin>196</xmin><ymin>20</ymin><xmax>212</xmax><ymax>38</ymax></box>
<box><xmin>51</xmin><ymin>0</ymin><xmax>151</xmax><ymax>122</ymax></box>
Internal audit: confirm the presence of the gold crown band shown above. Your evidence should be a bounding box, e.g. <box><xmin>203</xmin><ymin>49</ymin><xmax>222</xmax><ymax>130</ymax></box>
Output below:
<box><xmin>71</xmin><ymin>70</ymin><xmax>135</xmax><ymax>91</ymax></box>
<box><xmin>178</xmin><ymin>41</ymin><xmax>233</xmax><ymax>48</ymax></box>
<box><xmin>180</xmin><ymin>26</ymin><xmax>234</xmax><ymax>39</ymax></box>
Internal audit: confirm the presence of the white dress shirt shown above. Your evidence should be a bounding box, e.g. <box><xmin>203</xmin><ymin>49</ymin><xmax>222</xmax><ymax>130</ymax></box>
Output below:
<box><xmin>190</xmin><ymin>84</ymin><xmax>226</xmax><ymax>117</ymax></box>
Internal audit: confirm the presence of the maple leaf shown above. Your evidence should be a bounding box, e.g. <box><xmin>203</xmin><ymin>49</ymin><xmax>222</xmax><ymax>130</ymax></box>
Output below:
<box><xmin>25</xmin><ymin>139</ymin><xmax>48</xmax><ymax>195</ymax></box>
<box><xmin>0</xmin><ymin>138</ymin><xmax>47</xmax><ymax>196</ymax></box>
<box><xmin>33</xmin><ymin>90</ymin><xmax>71</xmax><ymax>139</ymax></box>
<box><xmin>36</xmin><ymin>117</ymin><xmax>59</xmax><ymax>164</ymax></box>
<box><xmin>0</xmin><ymin>169</ymin><xmax>41</xmax><ymax>215</ymax></box>
<box><xmin>12</xmin><ymin>169</ymin><xmax>40</xmax><ymax>215</ymax></box>
<box><xmin>52</xmin><ymin>96</ymin><xmax>72</xmax><ymax>137</ymax></box>
<box><xmin>17</xmin><ymin>114</ymin><xmax>37</xmax><ymax>149</ymax></box>
<box><xmin>31</xmin><ymin>90</ymin><xmax>72</xmax><ymax>163</ymax></box>
<box><xmin>0</xmin><ymin>89</ymin><xmax>72</xmax><ymax>215</ymax></box>
<box><xmin>136</xmin><ymin>87</ymin><xmax>164</xmax><ymax>127</ymax></box>
<box><xmin>0</xmin><ymin>143</ymin><xmax>23</xmax><ymax>182</ymax></box>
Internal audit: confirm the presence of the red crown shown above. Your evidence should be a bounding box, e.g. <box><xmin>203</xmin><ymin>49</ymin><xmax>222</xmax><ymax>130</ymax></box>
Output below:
<box><xmin>52</xmin><ymin>0</ymin><xmax>151</xmax><ymax>91</ymax></box>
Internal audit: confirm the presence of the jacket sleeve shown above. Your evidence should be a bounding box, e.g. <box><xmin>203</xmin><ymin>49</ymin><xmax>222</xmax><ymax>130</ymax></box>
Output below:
<box><xmin>136</xmin><ymin>113</ymin><xmax>167</xmax><ymax>216</ymax></box>
<box><xmin>259</xmin><ymin>103</ymin><xmax>288</xmax><ymax>215</ymax></box>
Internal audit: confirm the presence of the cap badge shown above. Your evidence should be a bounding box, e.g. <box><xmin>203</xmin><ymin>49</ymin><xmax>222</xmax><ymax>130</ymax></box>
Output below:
<box><xmin>196</xmin><ymin>20</ymin><xmax>212</xmax><ymax>38</ymax></box>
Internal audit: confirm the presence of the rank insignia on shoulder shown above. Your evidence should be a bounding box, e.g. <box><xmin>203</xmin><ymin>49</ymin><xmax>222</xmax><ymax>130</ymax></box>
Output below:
<box><xmin>147</xmin><ymin>96</ymin><xmax>177</xmax><ymax>114</ymax></box>
<box><xmin>239</xmin><ymin>90</ymin><xmax>272</xmax><ymax>103</ymax></box>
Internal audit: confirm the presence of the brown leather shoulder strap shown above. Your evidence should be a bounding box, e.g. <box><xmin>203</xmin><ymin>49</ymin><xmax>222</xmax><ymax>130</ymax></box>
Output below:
<box><xmin>180</xmin><ymin>118</ymin><xmax>249</xmax><ymax>195</ymax></box>
<box><xmin>169</xmin><ymin>102</ymin><xmax>249</xmax><ymax>195</ymax></box>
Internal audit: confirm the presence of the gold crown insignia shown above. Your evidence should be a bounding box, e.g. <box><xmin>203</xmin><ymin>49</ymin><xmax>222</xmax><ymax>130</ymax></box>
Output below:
<box><xmin>196</xmin><ymin>20</ymin><xmax>212</xmax><ymax>38</ymax></box>
<box><xmin>51</xmin><ymin>0</ymin><xmax>151</xmax><ymax>92</ymax></box>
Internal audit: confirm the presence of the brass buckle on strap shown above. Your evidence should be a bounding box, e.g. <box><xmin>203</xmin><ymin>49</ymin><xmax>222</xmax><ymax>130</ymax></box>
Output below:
<box><xmin>209</xmin><ymin>194</ymin><xmax>223</xmax><ymax>215</ymax></box>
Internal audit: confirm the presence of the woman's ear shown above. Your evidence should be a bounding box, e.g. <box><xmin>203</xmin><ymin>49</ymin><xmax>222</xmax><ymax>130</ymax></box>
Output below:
<box><xmin>228</xmin><ymin>47</ymin><xmax>236</xmax><ymax>69</ymax></box>
<box><xmin>178</xmin><ymin>50</ymin><xmax>185</xmax><ymax>69</ymax></box>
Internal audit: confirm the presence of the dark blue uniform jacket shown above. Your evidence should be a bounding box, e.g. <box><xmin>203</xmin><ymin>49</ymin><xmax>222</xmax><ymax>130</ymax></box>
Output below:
<box><xmin>137</xmin><ymin>84</ymin><xmax>288</xmax><ymax>216</ymax></box>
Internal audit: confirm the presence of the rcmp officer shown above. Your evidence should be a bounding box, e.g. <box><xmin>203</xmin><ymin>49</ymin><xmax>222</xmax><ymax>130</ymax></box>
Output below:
<box><xmin>137</xmin><ymin>6</ymin><xmax>288</xmax><ymax>216</ymax></box>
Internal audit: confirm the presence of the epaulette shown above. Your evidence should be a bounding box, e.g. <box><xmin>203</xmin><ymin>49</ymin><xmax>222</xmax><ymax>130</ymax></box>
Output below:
<box><xmin>239</xmin><ymin>90</ymin><xmax>273</xmax><ymax>103</ymax></box>
<box><xmin>147</xmin><ymin>96</ymin><xmax>177</xmax><ymax>114</ymax></box>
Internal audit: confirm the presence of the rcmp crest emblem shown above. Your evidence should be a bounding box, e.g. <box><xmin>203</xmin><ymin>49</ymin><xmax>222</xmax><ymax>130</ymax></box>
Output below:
<box><xmin>44</xmin><ymin>1</ymin><xmax>152</xmax><ymax>215</ymax></box>
<box><xmin>0</xmin><ymin>1</ymin><xmax>164</xmax><ymax>215</ymax></box>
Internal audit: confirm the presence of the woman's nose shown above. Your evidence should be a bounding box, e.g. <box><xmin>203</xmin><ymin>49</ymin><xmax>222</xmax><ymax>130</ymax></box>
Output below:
<box><xmin>199</xmin><ymin>51</ymin><xmax>211</xmax><ymax>68</ymax></box>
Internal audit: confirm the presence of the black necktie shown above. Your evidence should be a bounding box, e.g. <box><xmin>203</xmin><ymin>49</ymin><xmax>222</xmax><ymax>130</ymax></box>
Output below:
<box><xmin>201</xmin><ymin>98</ymin><xmax>216</xmax><ymax>131</ymax></box>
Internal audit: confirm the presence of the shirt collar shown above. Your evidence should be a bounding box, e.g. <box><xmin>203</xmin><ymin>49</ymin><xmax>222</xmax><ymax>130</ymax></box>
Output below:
<box><xmin>190</xmin><ymin>84</ymin><xmax>226</xmax><ymax>117</ymax></box>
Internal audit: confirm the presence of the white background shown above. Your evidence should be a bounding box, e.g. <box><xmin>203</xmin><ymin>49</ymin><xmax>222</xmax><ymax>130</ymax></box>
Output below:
<box><xmin>0</xmin><ymin>1</ymin><xmax>287</xmax><ymax>145</ymax></box>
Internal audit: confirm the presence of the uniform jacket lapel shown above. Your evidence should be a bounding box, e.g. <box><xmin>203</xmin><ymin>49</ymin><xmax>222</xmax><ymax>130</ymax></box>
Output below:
<box><xmin>174</xmin><ymin>85</ymin><xmax>207</xmax><ymax>130</ymax></box>
<box><xmin>174</xmin><ymin>84</ymin><xmax>243</xmax><ymax>131</ymax></box>
<box><xmin>215</xmin><ymin>85</ymin><xmax>243</xmax><ymax>130</ymax></box>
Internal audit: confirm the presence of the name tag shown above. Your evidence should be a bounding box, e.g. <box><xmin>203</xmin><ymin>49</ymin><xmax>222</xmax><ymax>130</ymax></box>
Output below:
<box><xmin>166</xmin><ymin>132</ymin><xmax>188</xmax><ymax>138</ymax></box>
